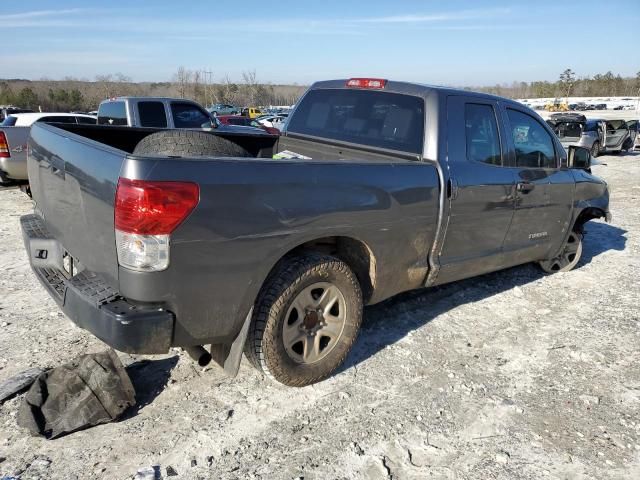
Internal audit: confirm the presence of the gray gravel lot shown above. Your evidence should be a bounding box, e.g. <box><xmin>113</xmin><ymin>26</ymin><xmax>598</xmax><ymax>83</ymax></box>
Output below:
<box><xmin>0</xmin><ymin>153</ymin><xmax>639</xmax><ymax>480</ymax></box>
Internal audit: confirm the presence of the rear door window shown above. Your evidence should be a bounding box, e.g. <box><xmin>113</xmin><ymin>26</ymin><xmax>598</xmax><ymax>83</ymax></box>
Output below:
<box><xmin>171</xmin><ymin>103</ymin><xmax>211</xmax><ymax>128</ymax></box>
<box><xmin>98</xmin><ymin>102</ymin><xmax>128</xmax><ymax>126</ymax></box>
<box><xmin>287</xmin><ymin>88</ymin><xmax>425</xmax><ymax>154</ymax></box>
<box><xmin>506</xmin><ymin>109</ymin><xmax>557</xmax><ymax>169</ymax></box>
<box><xmin>138</xmin><ymin>101</ymin><xmax>168</xmax><ymax>128</ymax></box>
<box><xmin>464</xmin><ymin>103</ymin><xmax>502</xmax><ymax>165</ymax></box>
<box><xmin>607</xmin><ymin>120</ymin><xmax>627</xmax><ymax>131</ymax></box>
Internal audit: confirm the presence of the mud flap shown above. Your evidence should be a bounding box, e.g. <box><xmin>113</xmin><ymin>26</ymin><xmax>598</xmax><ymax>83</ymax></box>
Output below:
<box><xmin>210</xmin><ymin>307</ymin><xmax>253</xmax><ymax>378</ymax></box>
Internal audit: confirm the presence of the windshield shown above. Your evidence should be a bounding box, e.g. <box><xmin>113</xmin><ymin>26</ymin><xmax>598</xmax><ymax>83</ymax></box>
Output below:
<box><xmin>287</xmin><ymin>88</ymin><xmax>425</xmax><ymax>154</ymax></box>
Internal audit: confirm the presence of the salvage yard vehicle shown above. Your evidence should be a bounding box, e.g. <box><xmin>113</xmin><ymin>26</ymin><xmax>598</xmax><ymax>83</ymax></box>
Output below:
<box><xmin>98</xmin><ymin>97</ymin><xmax>215</xmax><ymax>128</ymax></box>
<box><xmin>0</xmin><ymin>112</ymin><xmax>96</xmax><ymax>183</ymax></box>
<box><xmin>546</xmin><ymin>113</ymin><xmax>634</xmax><ymax>157</ymax></box>
<box><xmin>241</xmin><ymin>107</ymin><xmax>263</xmax><ymax>119</ymax></box>
<box><xmin>216</xmin><ymin>114</ymin><xmax>281</xmax><ymax>135</ymax></box>
<box><xmin>97</xmin><ymin>97</ymin><xmax>267</xmax><ymax>136</ymax></box>
<box><xmin>0</xmin><ymin>106</ymin><xmax>34</xmax><ymax>122</ymax></box>
<box><xmin>207</xmin><ymin>103</ymin><xmax>239</xmax><ymax>116</ymax></box>
<box><xmin>21</xmin><ymin>78</ymin><xmax>610</xmax><ymax>387</ymax></box>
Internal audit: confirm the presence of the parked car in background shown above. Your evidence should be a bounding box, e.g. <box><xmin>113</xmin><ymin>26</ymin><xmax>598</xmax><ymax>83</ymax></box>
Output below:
<box><xmin>216</xmin><ymin>114</ymin><xmax>280</xmax><ymax>135</ymax></box>
<box><xmin>546</xmin><ymin>113</ymin><xmax>633</xmax><ymax>156</ymax></box>
<box><xmin>241</xmin><ymin>107</ymin><xmax>263</xmax><ymax>119</ymax></box>
<box><xmin>20</xmin><ymin>77</ymin><xmax>608</xmax><ymax>387</ymax></box>
<box><xmin>0</xmin><ymin>107</ymin><xmax>34</xmax><ymax>122</ymax></box>
<box><xmin>208</xmin><ymin>103</ymin><xmax>239</xmax><ymax>116</ymax></box>
<box><xmin>0</xmin><ymin>112</ymin><xmax>96</xmax><ymax>183</ymax></box>
<box><xmin>255</xmin><ymin>114</ymin><xmax>287</xmax><ymax>130</ymax></box>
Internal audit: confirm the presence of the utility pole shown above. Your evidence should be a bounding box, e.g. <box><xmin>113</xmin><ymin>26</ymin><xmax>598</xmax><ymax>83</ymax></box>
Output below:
<box><xmin>203</xmin><ymin>70</ymin><xmax>214</xmax><ymax>107</ymax></box>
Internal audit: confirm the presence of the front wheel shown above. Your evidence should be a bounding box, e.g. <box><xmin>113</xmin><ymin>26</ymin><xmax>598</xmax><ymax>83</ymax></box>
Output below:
<box><xmin>245</xmin><ymin>254</ymin><xmax>363</xmax><ymax>387</ymax></box>
<box><xmin>539</xmin><ymin>231</ymin><xmax>583</xmax><ymax>273</ymax></box>
<box><xmin>590</xmin><ymin>141</ymin><xmax>600</xmax><ymax>158</ymax></box>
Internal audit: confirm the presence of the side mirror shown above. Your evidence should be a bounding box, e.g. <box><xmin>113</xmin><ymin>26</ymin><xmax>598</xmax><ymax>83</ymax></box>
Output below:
<box><xmin>568</xmin><ymin>145</ymin><xmax>591</xmax><ymax>171</ymax></box>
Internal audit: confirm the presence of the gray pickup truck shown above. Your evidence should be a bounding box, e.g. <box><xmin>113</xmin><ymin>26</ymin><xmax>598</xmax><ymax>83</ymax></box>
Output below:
<box><xmin>21</xmin><ymin>78</ymin><xmax>610</xmax><ymax>387</ymax></box>
<box><xmin>98</xmin><ymin>97</ymin><xmax>215</xmax><ymax>128</ymax></box>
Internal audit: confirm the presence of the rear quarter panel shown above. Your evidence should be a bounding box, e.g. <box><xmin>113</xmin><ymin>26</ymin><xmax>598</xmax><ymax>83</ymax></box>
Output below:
<box><xmin>119</xmin><ymin>156</ymin><xmax>440</xmax><ymax>346</ymax></box>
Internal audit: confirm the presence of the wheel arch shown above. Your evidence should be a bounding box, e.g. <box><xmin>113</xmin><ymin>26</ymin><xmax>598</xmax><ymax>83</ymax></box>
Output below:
<box><xmin>572</xmin><ymin>206</ymin><xmax>607</xmax><ymax>233</ymax></box>
<box><xmin>265</xmin><ymin>236</ymin><xmax>377</xmax><ymax>304</ymax></box>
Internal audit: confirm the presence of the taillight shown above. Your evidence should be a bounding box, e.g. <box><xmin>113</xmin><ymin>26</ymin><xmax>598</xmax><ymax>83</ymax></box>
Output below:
<box><xmin>346</xmin><ymin>78</ymin><xmax>387</xmax><ymax>89</ymax></box>
<box><xmin>0</xmin><ymin>132</ymin><xmax>10</xmax><ymax>158</ymax></box>
<box><xmin>114</xmin><ymin>178</ymin><xmax>199</xmax><ymax>272</ymax></box>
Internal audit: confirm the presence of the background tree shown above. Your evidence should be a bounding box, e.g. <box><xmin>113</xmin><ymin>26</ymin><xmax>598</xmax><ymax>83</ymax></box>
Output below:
<box><xmin>17</xmin><ymin>87</ymin><xmax>39</xmax><ymax>109</ymax></box>
<box><xmin>559</xmin><ymin>68</ymin><xmax>576</xmax><ymax>99</ymax></box>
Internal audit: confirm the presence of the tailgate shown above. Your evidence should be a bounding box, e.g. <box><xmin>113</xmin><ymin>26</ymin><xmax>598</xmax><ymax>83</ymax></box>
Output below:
<box><xmin>28</xmin><ymin>123</ymin><xmax>125</xmax><ymax>287</ymax></box>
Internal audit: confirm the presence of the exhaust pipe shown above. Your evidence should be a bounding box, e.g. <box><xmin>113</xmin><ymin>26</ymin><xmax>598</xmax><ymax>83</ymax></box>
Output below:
<box><xmin>184</xmin><ymin>345</ymin><xmax>212</xmax><ymax>367</ymax></box>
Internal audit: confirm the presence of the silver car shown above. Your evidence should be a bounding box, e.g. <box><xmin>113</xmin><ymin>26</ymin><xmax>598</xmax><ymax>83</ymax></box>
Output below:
<box><xmin>546</xmin><ymin>113</ymin><xmax>633</xmax><ymax>157</ymax></box>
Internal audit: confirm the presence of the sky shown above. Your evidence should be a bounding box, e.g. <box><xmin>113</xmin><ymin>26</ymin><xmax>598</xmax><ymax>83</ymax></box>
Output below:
<box><xmin>1</xmin><ymin>1</ymin><xmax>639</xmax><ymax>86</ymax></box>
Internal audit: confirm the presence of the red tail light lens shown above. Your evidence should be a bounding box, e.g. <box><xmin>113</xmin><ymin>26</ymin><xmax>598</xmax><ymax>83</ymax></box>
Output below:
<box><xmin>0</xmin><ymin>132</ymin><xmax>10</xmax><ymax>158</ymax></box>
<box><xmin>346</xmin><ymin>78</ymin><xmax>387</xmax><ymax>89</ymax></box>
<box><xmin>115</xmin><ymin>178</ymin><xmax>199</xmax><ymax>235</ymax></box>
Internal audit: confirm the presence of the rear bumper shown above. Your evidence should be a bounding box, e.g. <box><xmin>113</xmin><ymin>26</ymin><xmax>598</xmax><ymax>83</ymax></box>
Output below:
<box><xmin>0</xmin><ymin>155</ymin><xmax>28</xmax><ymax>180</ymax></box>
<box><xmin>21</xmin><ymin>214</ymin><xmax>174</xmax><ymax>354</ymax></box>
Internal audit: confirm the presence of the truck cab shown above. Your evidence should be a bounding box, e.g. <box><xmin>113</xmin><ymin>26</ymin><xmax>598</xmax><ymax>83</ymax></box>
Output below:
<box><xmin>97</xmin><ymin>97</ymin><xmax>215</xmax><ymax>129</ymax></box>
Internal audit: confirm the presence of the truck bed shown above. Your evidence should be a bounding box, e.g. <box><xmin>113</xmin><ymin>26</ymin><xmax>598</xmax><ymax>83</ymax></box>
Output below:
<box><xmin>25</xmin><ymin>122</ymin><xmax>440</xmax><ymax>349</ymax></box>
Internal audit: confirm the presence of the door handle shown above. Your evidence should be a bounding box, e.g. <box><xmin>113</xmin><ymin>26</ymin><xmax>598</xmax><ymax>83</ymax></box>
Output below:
<box><xmin>517</xmin><ymin>182</ymin><xmax>535</xmax><ymax>193</ymax></box>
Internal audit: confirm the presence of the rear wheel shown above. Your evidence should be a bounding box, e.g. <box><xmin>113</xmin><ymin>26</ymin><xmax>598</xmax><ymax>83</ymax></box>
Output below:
<box><xmin>622</xmin><ymin>138</ymin><xmax>633</xmax><ymax>153</ymax></box>
<box><xmin>590</xmin><ymin>141</ymin><xmax>600</xmax><ymax>158</ymax></box>
<box><xmin>133</xmin><ymin>130</ymin><xmax>251</xmax><ymax>158</ymax></box>
<box><xmin>539</xmin><ymin>231</ymin><xmax>583</xmax><ymax>273</ymax></box>
<box><xmin>245</xmin><ymin>254</ymin><xmax>363</xmax><ymax>387</ymax></box>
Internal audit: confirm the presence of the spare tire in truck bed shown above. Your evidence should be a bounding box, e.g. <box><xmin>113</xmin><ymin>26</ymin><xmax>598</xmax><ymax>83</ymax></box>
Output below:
<box><xmin>133</xmin><ymin>130</ymin><xmax>252</xmax><ymax>157</ymax></box>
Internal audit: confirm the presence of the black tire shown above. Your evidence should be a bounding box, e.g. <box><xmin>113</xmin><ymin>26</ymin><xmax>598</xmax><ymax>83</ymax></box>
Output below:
<box><xmin>539</xmin><ymin>230</ymin><xmax>583</xmax><ymax>273</ymax></box>
<box><xmin>245</xmin><ymin>254</ymin><xmax>363</xmax><ymax>387</ymax></box>
<box><xmin>622</xmin><ymin>138</ymin><xmax>633</xmax><ymax>153</ymax></box>
<box><xmin>133</xmin><ymin>130</ymin><xmax>251</xmax><ymax>158</ymax></box>
<box><xmin>590</xmin><ymin>141</ymin><xmax>600</xmax><ymax>158</ymax></box>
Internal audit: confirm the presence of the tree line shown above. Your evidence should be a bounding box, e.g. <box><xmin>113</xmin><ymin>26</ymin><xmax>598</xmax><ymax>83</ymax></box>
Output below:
<box><xmin>0</xmin><ymin>68</ymin><xmax>306</xmax><ymax>112</ymax></box>
<box><xmin>472</xmin><ymin>69</ymin><xmax>640</xmax><ymax>99</ymax></box>
<box><xmin>1</xmin><ymin>68</ymin><xmax>638</xmax><ymax>113</ymax></box>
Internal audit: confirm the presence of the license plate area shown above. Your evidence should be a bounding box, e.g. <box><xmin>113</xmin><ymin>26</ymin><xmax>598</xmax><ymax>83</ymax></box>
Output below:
<box><xmin>62</xmin><ymin>250</ymin><xmax>83</xmax><ymax>279</ymax></box>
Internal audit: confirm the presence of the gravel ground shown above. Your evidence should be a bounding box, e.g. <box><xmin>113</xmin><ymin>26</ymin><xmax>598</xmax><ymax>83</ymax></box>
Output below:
<box><xmin>0</xmin><ymin>153</ymin><xmax>638</xmax><ymax>480</ymax></box>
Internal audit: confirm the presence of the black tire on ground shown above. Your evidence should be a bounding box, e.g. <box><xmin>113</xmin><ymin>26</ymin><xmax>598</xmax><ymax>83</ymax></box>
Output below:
<box><xmin>621</xmin><ymin>138</ymin><xmax>633</xmax><ymax>152</ymax></box>
<box><xmin>244</xmin><ymin>254</ymin><xmax>363</xmax><ymax>387</ymax></box>
<box><xmin>133</xmin><ymin>130</ymin><xmax>252</xmax><ymax>158</ymax></box>
<box><xmin>590</xmin><ymin>141</ymin><xmax>600</xmax><ymax>158</ymax></box>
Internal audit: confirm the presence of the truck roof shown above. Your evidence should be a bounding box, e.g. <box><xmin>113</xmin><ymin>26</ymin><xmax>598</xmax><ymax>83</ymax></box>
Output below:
<box><xmin>309</xmin><ymin>79</ymin><xmax>517</xmax><ymax>105</ymax></box>
<box><xmin>100</xmin><ymin>97</ymin><xmax>202</xmax><ymax>103</ymax></box>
